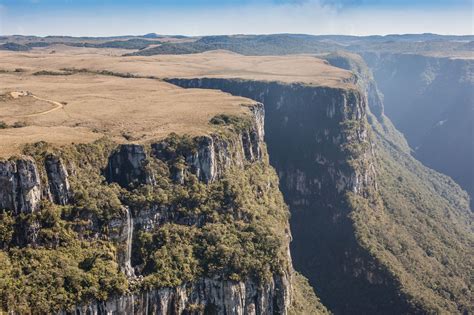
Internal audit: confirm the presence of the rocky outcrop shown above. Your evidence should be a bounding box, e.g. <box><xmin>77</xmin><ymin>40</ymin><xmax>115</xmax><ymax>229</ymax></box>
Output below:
<box><xmin>45</xmin><ymin>154</ymin><xmax>70</xmax><ymax>205</ymax></box>
<box><xmin>108</xmin><ymin>206</ymin><xmax>135</xmax><ymax>278</ymax></box>
<box><xmin>321</xmin><ymin>51</ymin><xmax>384</xmax><ymax>119</ymax></box>
<box><xmin>106</xmin><ymin>144</ymin><xmax>156</xmax><ymax>188</ymax></box>
<box><xmin>95</xmin><ymin>102</ymin><xmax>290</xmax><ymax>314</ymax></box>
<box><xmin>110</xmin><ymin>103</ymin><xmax>265</xmax><ymax>187</ymax></box>
<box><xmin>170</xmin><ymin>124</ymin><xmax>263</xmax><ymax>184</ymax></box>
<box><xmin>63</xmin><ymin>274</ymin><xmax>290</xmax><ymax>315</ymax></box>
<box><xmin>167</xmin><ymin>78</ymin><xmax>376</xmax><ymax>198</ymax></box>
<box><xmin>0</xmin><ymin>154</ymin><xmax>73</xmax><ymax>213</ymax></box>
<box><xmin>0</xmin><ymin>157</ymin><xmax>42</xmax><ymax>214</ymax></box>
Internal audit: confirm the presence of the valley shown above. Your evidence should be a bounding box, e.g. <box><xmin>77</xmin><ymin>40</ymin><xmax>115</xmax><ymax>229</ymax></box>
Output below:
<box><xmin>0</xmin><ymin>34</ymin><xmax>472</xmax><ymax>314</ymax></box>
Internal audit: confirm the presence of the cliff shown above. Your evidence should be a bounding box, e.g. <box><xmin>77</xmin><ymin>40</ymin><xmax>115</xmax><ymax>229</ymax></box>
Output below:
<box><xmin>168</xmin><ymin>75</ymin><xmax>473</xmax><ymax>314</ymax></box>
<box><xmin>0</xmin><ymin>103</ymin><xmax>324</xmax><ymax>314</ymax></box>
<box><xmin>167</xmin><ymin>78</ymin><xmax>416</xmax><ymax>313</ymax></box>
<box><xmin>316</xmin><ymin>52</ymin><xmax>474</xmax><ymax>314</ymax></box>
<box><xmin>362</xmin><ymin>52</ymin><xmax>474</xmax><ymax>209</ymax></box>
<box><xmin>2</xmin><ymin>47</ymin><xmax>472</xmax><ymax>314</ymax></box>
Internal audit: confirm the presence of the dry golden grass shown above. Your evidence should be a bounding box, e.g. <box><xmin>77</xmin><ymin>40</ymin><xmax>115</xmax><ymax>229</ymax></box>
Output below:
<box><xmin>0</xmin><ymin>48</ymin><xmax>353</xmax><ymax>157</ymax></box>
<box><xmin>0</xmin><ymin>73</ymin><xmax>255</xmax><ymax>157</ymax></box>
<box><xmin>0</xmin><ymin>94</ymin><xmax>56</xmax><ymax>118</ymax></box>
<box><xmin>0</xmin><ymin>49</ymin><xmax>353</xmax><ymax>87</ymax></box>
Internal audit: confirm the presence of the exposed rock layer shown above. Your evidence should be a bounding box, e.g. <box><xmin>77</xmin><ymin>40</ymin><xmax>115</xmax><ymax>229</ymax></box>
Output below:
<box><xmin>62</xmin><ymin>275</ymin><xmax>290</xmax><ymax>315</ymax></box>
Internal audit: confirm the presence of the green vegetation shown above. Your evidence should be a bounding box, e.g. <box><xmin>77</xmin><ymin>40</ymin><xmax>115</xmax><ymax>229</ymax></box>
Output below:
<box><xmin>0</xmin><ymin>120</ymin><xmax>296</xmax><ymax>312</ymax></box>
<box><xmin>210</xmin><ymin>113</ymin><xmax>254</xmax><ymax>133</ymax></box>
<box><xmin>60</xmin><ymin>67</ymin><xmax>160</xmax><ymax>80</ymax></box>
<box><xmin>126</xmin><ymin>34</ymin><xmax>343</xmax><ymax>56</ymax></box>
<box><xmin>126</xmin><ymin>140</ymin><xmax>289</xmax><ymax>287</ymax></box>
<box><xmin>0</xmin><ymin>121</ymin><xmax>29</xmax><ymax>129</ymax></box>
<box><xmin>0</xmin><ymin>202</ymin><xmax>127</xmax><ymax>313</ymax></box>
<box><xmin>289</xmin><ymin>272</ymin><xmax>330</xmax><ymax>315</ymax></box>
<box><xmin>22</xmin><ymin>38</ymin><xmax>159</xmax><ymax>50</ymax></box>
<box><xmin>33</xmin><ymin>70</ymin><xmax>73</xmax><ymax>76</ymax></box>
<box><xmin>320</xmin><ymin>51</ymin><xmax>472</xmax><ymax>313</ymax></box>
<box><xmin>348</xmin><ymin>115</ymin><xmax>473</xmax><ymax>314</ymax></box>
<box><xmin>0</xmin><ymin>42</ymin><xmax>31</xmax><ymax>51</ymax></box>
<box><xmin>63</xmin><ymin>38</ymin><xmax>158</xmax><ymax>50</ymax></box>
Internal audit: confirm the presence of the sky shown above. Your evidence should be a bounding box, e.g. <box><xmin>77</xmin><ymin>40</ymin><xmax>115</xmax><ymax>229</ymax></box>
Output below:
<box><xmin>0</xmin><ymin>0</ymin><xmax>472</xmax><ymax>36</ymax></box>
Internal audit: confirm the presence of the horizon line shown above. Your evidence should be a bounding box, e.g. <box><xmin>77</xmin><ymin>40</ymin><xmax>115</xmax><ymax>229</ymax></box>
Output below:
<box><xmin>2</xmin><ymin>32</ymin><xmax>473</xmax><ymax>38</ymax></box>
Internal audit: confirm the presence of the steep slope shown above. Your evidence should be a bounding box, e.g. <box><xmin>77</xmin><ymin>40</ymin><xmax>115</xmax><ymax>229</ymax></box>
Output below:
<box><xmin>2</xmin><ymin>47</ymin><xmax>472</xmax><ymax>314</ymax></box>
<box><xmin>169</xmin><ymin>59</ymin><xmax>473</xmax><ymax>313</ymax></box>
<box><xmin>362</xmin><ymin>52</ymin><xmax>474</xmax><ymax>209</ymax></box>
<box><xmin>360</xmin><ymin>120</ymin><xmax>473</xmax><ymax>313</ymax></box>
<box><xmin>0</xmin><ymin>80</ymin><xmax>324</xmax><ymax>313</ymax></box>
<box><xmin>168</xmin><ymin>78</ymin><xmax>419</xmax><ymax>314</ymax></box>
<box><xmin>324</xmin><ymin>52</ymin><xmax>474</xmax><ymax>313</ymax></box>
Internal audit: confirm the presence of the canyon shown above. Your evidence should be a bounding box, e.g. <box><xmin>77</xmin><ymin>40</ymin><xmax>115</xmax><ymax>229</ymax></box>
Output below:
<box><xmin>0</xmin><ymin>38</ymin><xmax>473</xmax><ymax>314</ymax></box>
<box><xmin>362</xmin><ymin>52</ymin><xmax>474</xmax><ymax>209</ymax></box>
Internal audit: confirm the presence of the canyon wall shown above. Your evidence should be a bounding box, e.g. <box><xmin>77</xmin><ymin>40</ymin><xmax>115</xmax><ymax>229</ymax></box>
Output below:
<box><xmin>167</xmin><ymin>78</ymin><xmax>418</xmax><ymax>314</ymax></box>
<box><xmin>314</xmin><ymin>53</ymin><xmax>474</xmax><ymax>314</ymax></box>
<box><xmin>0</xmin><ymin>104</ymin><xmax>324</xmax><ymax>314</ymax></box>
<box><xmin>1</xmin><ymin>68</ymin><xmax>471</xmax><ymax>314</ymax></box>
<box><xmin>362</xmin><ymin>52</ymin><xmax>474</xmax><ymax>209</ymax></box>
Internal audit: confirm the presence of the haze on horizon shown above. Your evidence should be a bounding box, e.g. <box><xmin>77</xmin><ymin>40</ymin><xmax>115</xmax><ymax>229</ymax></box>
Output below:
<box><xmin>0</xmin><ymin>0</ymin><xmax>472</xmax><ymax>37</ymax></box>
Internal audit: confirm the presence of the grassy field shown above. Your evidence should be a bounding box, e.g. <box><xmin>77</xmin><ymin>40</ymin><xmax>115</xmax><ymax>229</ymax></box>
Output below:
<box><xmin>0</xmin><ymin>48</ymin><xmax>352</xmax><ymax>86</ymax></box>
<box><xmin>0</xmin><ymin>48</ymin><xmax>352</xmax><ymax>158</ymax></box>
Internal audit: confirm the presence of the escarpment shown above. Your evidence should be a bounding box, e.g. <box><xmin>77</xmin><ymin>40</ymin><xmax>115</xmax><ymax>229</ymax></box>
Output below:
<box><xmin>2</xmin><ymin>47</ymin><xmax>471</xmax><ymax>315</ymax></box>
<box><xmin>0</xmin><ymin>102</ymin><xmax>325</xmax><ymax>314</ymax></box>
<box><xmin>167</xmin><ymin>78</ymin><xmax>420</xmax><ymax>314</ymax></box>
<box><xmin>168</xmin><ymin>75</ymin><xmax>474</xmax><ymax>314</ymax></box>
<box><xmin>306</xmin><ymin>52</ymin><xmax>474</xmax><ymax>314</ymax></box>
<box><xmin>362</xmin><ymin>52</ymin><xmax>474</xmax><ymax>209</ymax></box>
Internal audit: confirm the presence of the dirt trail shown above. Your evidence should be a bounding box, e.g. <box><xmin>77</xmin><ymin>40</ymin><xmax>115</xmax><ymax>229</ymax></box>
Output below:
<box><xmin>14</xmin><ymin>95</ymin><xmax>64</xmax><ymax>118</ymax></box>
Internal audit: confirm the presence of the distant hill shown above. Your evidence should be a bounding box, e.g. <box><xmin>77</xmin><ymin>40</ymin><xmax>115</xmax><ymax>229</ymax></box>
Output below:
<box><xmin>127</xmin><ymin>34</ymin><xmax>343</xmax><ymax>56</ymax></box>
<box><xmin>128</xmin><ymin>34</ymin><xmax>474</xmax><ymax>56</ymax></box>
<box><xmin>0</xmin><ymin>42</ymin><xmax>31</xmax><ymax>51</ymax></box>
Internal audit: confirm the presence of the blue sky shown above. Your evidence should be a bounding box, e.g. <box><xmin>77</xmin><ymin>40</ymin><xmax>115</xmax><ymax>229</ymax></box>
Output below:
<box><xmin>0</xmin><ymin>0</ymin><xmax>472</xmax><ymax>36</ymax></box>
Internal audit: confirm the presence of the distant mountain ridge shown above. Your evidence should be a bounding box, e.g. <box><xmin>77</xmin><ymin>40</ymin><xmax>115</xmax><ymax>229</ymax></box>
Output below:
<box><xmin>1</xmin><ymin>33</ymin><xmax>473</xmax><ymax>56</ymax></box>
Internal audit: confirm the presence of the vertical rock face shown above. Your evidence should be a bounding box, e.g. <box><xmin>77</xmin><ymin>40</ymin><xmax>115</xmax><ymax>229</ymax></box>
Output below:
<box><xmin>0</xmin><ymin>155</ymin><xmax>72</xmax><ymax>213</ymax></box>
<box><xmin>167</xmin><ymin>78</ymin><xmax>376</xmax><ymax>199</ymax></box>
<box><xmin>149</xmin><ymin>104</ymin><xmax>265</xmax><ymax>185</ymax></box>
<box><xmin>45</xmin><ymin>154</ymin><xmax>70</xmax><ymax>205</ymax></box>
<box><xmin>0</xmin><ymin>157</ymin><xmax>42</xmax><ymax>214</ymax></box>
<box><xmin>108</xmin><ymin>206</ymin><xmax>135</xmax><ymax>278</ymax></box>
<box><xmin>167</xmin><ymin>78</ymin><xmax>414</xmax><ymax>314</ymax></box>
<box><xmin>321</xmin><ymin>51</ymin><xmax>384</xmax><ymax>119</ymax></box>
<box><xmin>82</xmin><ymin>102</ymin><xmax>291</xmax><ymax>315</ymax></box>
<box><xmin>64</xmin><ymin>275</ymin><xmax>290</xmax><ymax>315</ymax></box>
<box><xmin>106</xmin><ymin>144</ymin><xmax>156</xmax><ymax>188</ymax></box>
<box><xmin>105</xmin><ymin>106</ymin><xmax>265</xmax><ymax>189</ymax></box>
<box><xmin>104</xmin><ymin>103</ymin><xmax>269</xmax><ymax>278</ymax></box>
<box><xmin>186</xmin><ymin>136</ymin><xmax>218</xmax><ymax>183</ymax></box>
